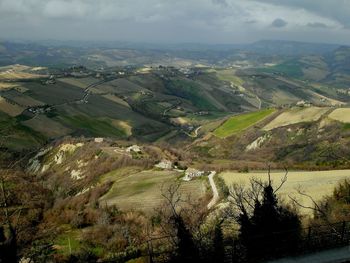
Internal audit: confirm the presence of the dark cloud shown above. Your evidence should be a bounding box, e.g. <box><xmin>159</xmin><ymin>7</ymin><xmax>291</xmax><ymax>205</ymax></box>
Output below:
<box><xmin>0</xmin><ymin>0</ymin><xmax>349</xmax><ymax>44</ymax></box>
<box><xmin>307</xmin><ymin>22</ymin><xmax>329</xmax><ymax>29</ymax></box>
<box><xmin>271</xmin><ymin>18</ymin><xmax>288</xmax><ymax>28</ymax></box>
<box><xmin>252</xmin><ymin>0</ymin><xmax>350</xmax><ymax>28</ymax></box>
<box><xmin>212</xmin><ymin>0</ymin><xmax>228</xmax><ymax>7</ymax></box>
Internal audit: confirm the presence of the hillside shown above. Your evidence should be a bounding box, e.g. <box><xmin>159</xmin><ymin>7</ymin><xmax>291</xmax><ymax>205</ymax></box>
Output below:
<box><xmin>190</xmin><ymin>106</ymin><xmax>350</xmax><ymax>169</ymax></box>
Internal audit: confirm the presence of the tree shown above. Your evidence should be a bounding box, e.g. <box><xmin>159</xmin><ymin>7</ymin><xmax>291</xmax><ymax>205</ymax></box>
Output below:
<box><xmin>212</xmin><ymin>221</ymin><xmax>225</xmax><ymax>263</ymax></box>
<box><xmin>229</xmin><ymin>167</ymin><xmax>301</xmax><ymax>261</ymax></box>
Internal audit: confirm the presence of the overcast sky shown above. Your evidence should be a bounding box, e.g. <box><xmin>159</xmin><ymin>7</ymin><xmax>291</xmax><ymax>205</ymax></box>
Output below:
<box><xmin>1</xmin><ymin>0</ymin><xmax>350</xmax><ymax>45</ymax></box>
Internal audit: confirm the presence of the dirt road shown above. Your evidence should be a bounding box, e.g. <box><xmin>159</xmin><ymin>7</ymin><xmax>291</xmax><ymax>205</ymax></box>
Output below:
<box><xmin>207</xmin><ymin>171</ymin><xmax>219</xmax><ymax>209</ymax></box>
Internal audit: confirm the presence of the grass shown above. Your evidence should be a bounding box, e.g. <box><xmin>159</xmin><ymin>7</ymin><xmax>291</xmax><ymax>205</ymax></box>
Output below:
<box><xmin>214</xmin><ymin>109</ymin><xmax>275</xmax><ymax>138</ymax></box>
<box><xmin>258</xmin><ymin>60</ymin><xmax>304</xmax><ymax>78</ymax></box>
<box><xmin>55</xmin><ymin>229</ymin><xmax>81</xmax><ymax>255</ymax></box>
<box><xmin>166</xmin><ymin>79</ymin><xmax>218</xmax><ymax>111</ymax></box>
<box><xmin>100</xmin><ymin>169</ymin><xmax>206</xmax><ymax>212</ymax></box>
<box><xmin>0</xmin><ymin>111</ymin><xmax>46</xmax><ymax>151</ymax></box>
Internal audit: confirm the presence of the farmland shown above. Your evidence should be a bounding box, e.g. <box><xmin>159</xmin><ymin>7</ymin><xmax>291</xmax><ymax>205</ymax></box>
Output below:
<box><xmin>328</xmin><ymin>108</ymin><xmax>350</xmax><ymax>123</ymax></box>
<box><xmin>100</xmin><ymin>169</ymin><xmax>207</xmax><ymax>212</ymax></box>
<box><xmin>220</xmin><ymin>169</ymin><xmax>350</xmax><ymax>214</ymax></box>
<box><xmin>0</xmin><ymin>96</ymin><xmax>25</xmax><ymax>116</ymax></box>
<box><xmin>215</xmin><ymin>68</ymin><xmax>244</xmax><ymax>86</ymax></box>
<box><xmin>263</xmin><ymin>107</ymin><xmax>329</xmax><ymax>131</ymax></box>
<box><xmin>214</xmin><ymin>108</ymin><xmax>275</xmax><ymax>138</ymax></box>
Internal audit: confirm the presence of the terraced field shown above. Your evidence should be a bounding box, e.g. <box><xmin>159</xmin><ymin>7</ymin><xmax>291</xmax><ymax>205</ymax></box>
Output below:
<box><xmin>214</xmin><ymin>108</ymin><xmax>275</xmax><ymax>138</ymax></box>
<box><xmin>220</xmin><ymin>170</ymin><xmax>350</xmax><ymax>215</ymax></box>
<box><xmin>100</xmin><ymin>169</ymin><xmax>207</xmax><ymax>212</ymax></box>
<box><xmin>263</xmin><ymin>107</ymin><xmax>329</xmax><ymax>131</ymax></box>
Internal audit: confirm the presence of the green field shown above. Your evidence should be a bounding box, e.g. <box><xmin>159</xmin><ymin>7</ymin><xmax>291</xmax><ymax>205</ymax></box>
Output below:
<box><xmin>0</xmin><ymin>111</ymin><xmax>46</xmax><ymax>151</ymax></box>
<box><xmin>214</xmin><ymin>108</ymin><xmax>275</xmax><ymax>138</ymax></box>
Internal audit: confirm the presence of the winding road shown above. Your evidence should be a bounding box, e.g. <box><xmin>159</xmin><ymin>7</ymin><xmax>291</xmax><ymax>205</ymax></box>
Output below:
<box><xmin>207</xmin><ymin>171</ymin><xmax>219</xmax><ymax>209</ymax></box>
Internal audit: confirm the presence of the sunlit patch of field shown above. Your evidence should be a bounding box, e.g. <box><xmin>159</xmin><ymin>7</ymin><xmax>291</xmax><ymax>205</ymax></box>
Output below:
<box><xmin>136</xmin><ymin>67</ymin><xmax>152</xmax><ymax>74</ymax></box>
<box><xmin>170</xmin><ymin>117</ymin><xmax>188</xmax><ymax>125</ymax></box>
<box><xmin>0</xmin><ymin>96</ymin><xmax>25</xmax><ymax>116</ymax></box>
<box><xmin>328</xmin><ymin>108</ymin><xmax>350</xmax><ymax>123</ymax></box>
<box><xmin>100</xmin><ymin>169</ymin><xmax>206</xmax><ymax>212</ymax></box>
<box><xmin>111</xmin><ymin>120</ymin><xmax>132</xmax><ymax>136</ymax></box>
<box><xmin>0</xmin><ymin>82</ymin><xmax>19</xmax><ymax>90</ymax></box>
<box><xmin>216</xmin><ymin>69</ymin><xmax>244</xmax><ymax>86</ymax></box>
<box><xmin>220</xmin><ymin>170</ymin><xmax>350</xmax><ymax>215</ymax></box>
<box><xmin>0</xmin><ymin>64</ymin><xmax>46</xmax><ymax>80</ymax></box>
<box><xmin>102</xmin><ymin>94</ymin><xmax>130</xmax><ymax>108</ymax></box>
<box><xmin>263</xmin><ymin>107</ymin><xmax>329</xmax><ymax>131</ymax></box>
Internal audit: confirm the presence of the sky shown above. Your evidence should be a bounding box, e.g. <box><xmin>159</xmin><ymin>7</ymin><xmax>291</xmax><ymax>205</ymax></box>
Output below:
<box><xmin>0</xmin><ymin>0</ymin><xmax>350</xmax><ymax>45</ymax></box>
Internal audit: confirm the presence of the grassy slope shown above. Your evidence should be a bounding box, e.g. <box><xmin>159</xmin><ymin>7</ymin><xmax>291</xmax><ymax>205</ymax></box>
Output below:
<box><xmin>214</xmin><ymin>108</ymin><xmax>275</xmax><ymax>138</ymax></box>
<box><xmin>0</xmin><ymin>111</ymin><xmax>46</xmax><ymax>151</ymax></box>
<box><xmin>100</xmin><ymin>168</ymin><xmax>206</xmax><ymax>212</ymax></box>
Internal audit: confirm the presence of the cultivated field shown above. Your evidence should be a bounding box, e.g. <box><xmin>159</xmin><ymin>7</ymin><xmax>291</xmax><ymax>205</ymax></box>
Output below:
<box><xmin>102</xmin><ymin>94</ymin><xmax>131</xmax><ymax>108</ymax></box>
<box><xmin>0</xmin><ymin>96</ymin><xmax>25</xmax><ymax>116</ymax></box>
<box><xmin>57</xmin><ymin>77</ymin><xmax>98</xmax><ymax>89</ymax></box>
<box><xmin>214</xmin><ymin>108</ymin><xmax>275</xmax><ymax>138</ymax></box>
<box><xmin>220</xmin><ymin>170</ymin><xmax>350</xmax><ymax>215</ymax></box>
<box><xmin>0</xmin><ymin>64</ymin><xmax>46</xmax><ymax>80</ymax></box>
<box><xmin>328</xmin><ymin>108</ymin><xmax>350</xmax><ymax>123</ymax></box>
<box><xmin>100</xmin><ymin>169</ymin><xmax>207</xmax><ymax>212</ymax></box>
<box><xmin>216</xmin><ymin>69</ymin><xmax>244</xmax><ymax>86</ymax></box>
<box><xmin>263</xmin><ymin>107</ymin><xmax>329</xmax><ymax>131</ymax></box>
<box><xmin>23</xmin><ymin>115</ymin><xmax>72</xmax><ymax>138</ymax></box>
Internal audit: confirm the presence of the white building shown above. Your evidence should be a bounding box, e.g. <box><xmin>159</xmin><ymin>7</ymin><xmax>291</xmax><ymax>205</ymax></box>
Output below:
<box><xmin>183</xmin><ymin>168</ymin><xmax>205</xmax><ymax>181</ymax></box>
<box><xmin>126</xmin><ymin>145</ymin><xmax>142</xmax><ymax>153</ymax></box>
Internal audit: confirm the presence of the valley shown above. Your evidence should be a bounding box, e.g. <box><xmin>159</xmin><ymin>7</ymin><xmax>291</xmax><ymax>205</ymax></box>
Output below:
<box><xmin>1</xmin><ymin>40</ymin><xmax>350</xmax><ymax>262</ymax></box>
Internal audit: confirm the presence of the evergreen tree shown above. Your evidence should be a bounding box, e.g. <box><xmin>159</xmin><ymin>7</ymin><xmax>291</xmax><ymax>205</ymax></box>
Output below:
<box><xmin>213</xmin><ymin>222</ymin><xmax>225</xmax><ymax>263</ymax></box>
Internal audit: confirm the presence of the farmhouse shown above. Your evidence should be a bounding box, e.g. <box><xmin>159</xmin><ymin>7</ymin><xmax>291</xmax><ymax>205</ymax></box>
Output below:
<box><xmin>126</xmin><ymin>145</ymin><xmax>142</xmax><ymax>153</ymax></box>
<box><xmin>183</xmin><ymin>168</ymin><xmax>205</xmax><ymax>181</ymax></box>
<box><xmin>94</xmin><ymin>138</ymin><xmax>104</xmax><ymax>143</ymax></box>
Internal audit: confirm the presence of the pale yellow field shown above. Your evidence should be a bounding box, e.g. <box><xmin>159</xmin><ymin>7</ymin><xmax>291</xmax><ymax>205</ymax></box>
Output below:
<box><xmin>102</xmin><ymin>94</ymin><xmax>130</xmax><ymax>108</ymax></box>
<box><xmin>0</xmin><ymin>96</ymin><xmax>25</xmax><ymax>116</ymax></box>
<box><xmin>220</xmin><ymin>170</ymin><xmax>350</xmax><ymax>214</ymax></box>
<box><xmin>263</xmin><ymin>107</ymin><xmax>329</xmax><ymax>131</ymax></box>
<box><xmin>170</xmin><ymin>117</ymin><xmax>188</xmax><ymax>125</ymax></box>
<box><xmin>0</xmin><ymin>82</ymin><xmax>19</xmax><ymax>90</ymax></box>
<box><xmin>328</xmin><ymin>108</ymin><xmax>350</xmax><ymax>123</ymax></box>
<box><xmin>0</xmin><ymin>65</ymin><xmax>46</xmax><ymax>80</ymax></box>
<box><xmin>111</xmin><ymin>120</ymin><xmax>132</xmax><ymax>136</ymax></box>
